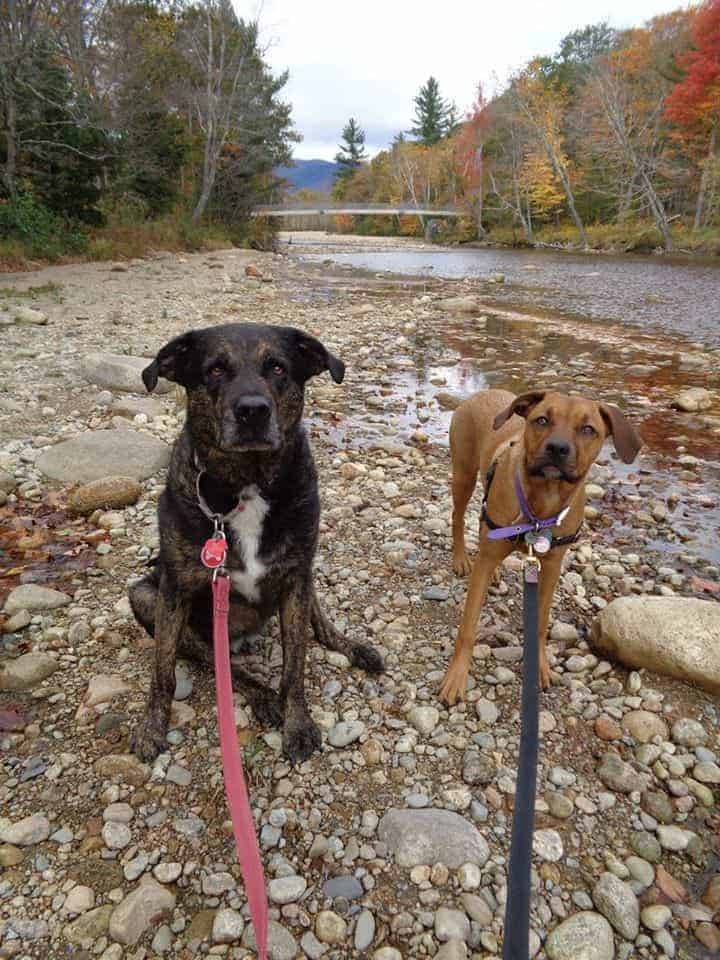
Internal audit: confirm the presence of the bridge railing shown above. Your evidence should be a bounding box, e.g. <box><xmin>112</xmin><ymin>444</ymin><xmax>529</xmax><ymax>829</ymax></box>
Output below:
<box><xmin>252</xmin><ymin>202</ymin><xmax>465</xmax><ymax>217</ymax></box>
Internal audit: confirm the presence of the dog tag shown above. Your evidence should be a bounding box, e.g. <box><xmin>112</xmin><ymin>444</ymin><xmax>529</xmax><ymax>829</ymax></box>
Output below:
<box><xmin>525</xmin><ymin>530</ymin><xmax>551</xmax><ymax>555</ymax></box>
<box><xmin>201</xmin><ymin>535</ymin><xmax>228</xmax><ymax>569</ymax></box>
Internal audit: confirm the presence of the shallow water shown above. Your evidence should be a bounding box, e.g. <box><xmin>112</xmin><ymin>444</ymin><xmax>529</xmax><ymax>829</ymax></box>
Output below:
<box><xmin>298</xmin><ymin>242</ymin><xmax>720</xmax><ymax>347</ymax></box>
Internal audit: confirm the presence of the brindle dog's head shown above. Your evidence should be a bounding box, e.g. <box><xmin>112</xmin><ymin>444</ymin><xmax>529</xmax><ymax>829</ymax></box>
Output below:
<box><xmin>493</xmin><ymin>390</ymin><xmax>642</xmax><ymax>482</ymax></box>
<box><xmin>143</xmin><ymin>323</ymin><xmax>344</xmax><ymax>453</ymax></box>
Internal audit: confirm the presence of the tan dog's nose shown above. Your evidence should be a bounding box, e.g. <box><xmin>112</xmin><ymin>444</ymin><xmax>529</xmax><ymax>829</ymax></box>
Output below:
<box><xmin>545</xmin><ymin>437</ymin><xmax>571</xmax><ymax>460</ymax></box>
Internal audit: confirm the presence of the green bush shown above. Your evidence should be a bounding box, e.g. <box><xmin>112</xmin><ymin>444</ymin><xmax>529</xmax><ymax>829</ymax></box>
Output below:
<box><xmin>0</xmin><ymin>194</ymin><xmax>88</xmax><ymax>259</ymax></box>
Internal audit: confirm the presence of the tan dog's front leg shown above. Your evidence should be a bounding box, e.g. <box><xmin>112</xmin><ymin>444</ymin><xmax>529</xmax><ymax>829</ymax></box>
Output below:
<box><xmin>536</xmin><ymin>552</ymin><xmax>564</xmax><ymax>689</ymax></box>
<box><xmin>440</xmin><ymin>542</ymin><xmax>509</xmax><ymax>705</ymax></box>
<box><xmin>451</xmin><ymin>469</ymin><xmax>477</xmax><ymax>576</ymax></box>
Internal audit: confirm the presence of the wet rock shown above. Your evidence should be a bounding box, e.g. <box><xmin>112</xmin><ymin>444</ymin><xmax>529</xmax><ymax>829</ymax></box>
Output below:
<box><xmin>64</xmin><ymin>904</ymin><xmax>114</xmax><ymax>944</ymax></box>
<box><xmin>435</xmin><ymin>392</ymin><xmax>463</xmax><ymax>410</ymax></box>
<box><xmin>597</xmin><ymin>753</ymin><xmax>637</xmax><ymax>793</ymax></box>
<box><xmin>4</xmin><ymin>584</ymin><xmax>70</xmax><ymax>614</ymax></box>
<box><xmin>621</xmin><ymin>710</ymin><xmax>668</xmax><ymax>743</ymax></box>
<box><xmin>315</xmin><ymin>910</ymin><xmax>347</xmax><ymax>944</ymax></box>
<box><xmin>354</xmin><ymin>909</ymin><xmax>375</xmax><ymax>951</ymax></box>
<box><xmin>81</xmin><ymin>352</ymin><xmax>173</xmax><ymax>394</ymax></box>
<box><xmin>328</xmin><ymin>720</ymin><xmax>365</xmax><ymax>747</ymax></box>
<box><xmin>434</xmin><ymin>296</ymin><xmax>481</xmax><ymax>314</ymax></box>
<box><xmin>108</xmin><ymin>877</ymin><xmax>175</xmax><ymax>945</ymax></box>
<box><xmin>592</xmin><ymin>872</ymin><xmax>640</xmax><ymax>939</ymax></box>
<box><xmin>435</xmin><ymin>907</ymin><xmax>470</xmax><ymax>942</ymax></box>
<box><xmin>0</xmin><ymin>814</ymin><xmax>50</xmax><ymax>846</ymax></box>
<box><xmin>69</xmin><ymin>476</ymin><xmax>142</xmax><ymax>514</ymax></box>
<box><xmin>591</xmin><ymin>597</ymin><xmax>720</xmax><ymax>694</ymax></box>
<box><xmin>212</xmin><ymin>908</ymin><xmax>245</xmax><ymax>944</ymax></box>
<box><xmin>378</xmin><ymin>808</ymin><xmax>490</xmax><ymax>868</ymax></box>
<box><xmin>533</xmin><ymin>829</ymin><xmax>564</xmax><ymax>861</ymax></box>
<box><xmin>545</xmin><ymin>911</ymin><xmax>615</xmax><ymax>960</ymax></box>
<box><xmin>671</xmin><ymin>717</ymin><xmax>707</xmax><ymax>747</ymax></box>
<box><xmin>14</xmin><ymin>306</ymin><xmax>48</xmax><ymax>325</ymax></box>
<box><xmin>0</xmin><ymin>652</ymin><xmax>60</xmax><ymax>691</ymax></box>
<box><xmin>242</xmin><ymin>919</ymin><xmax>298</xmax><ymax>959</ymax></box>
<box><xmin>408</xmin><ymin>706</ymin><xmax>440</xmax><ymax>735</ymax></box>
<box><xmin>269</xmin><ymin>875</ymin><xmax>307</xmax><ymax>904</ymax></box>
<box><xmin>37</xmin><ymin>429</ymin><xmax>170</xmax><ymax>483</ymax></box>
<box><xmin>672</xmin><ymin>387</ymin><xmax>713</xmax><ymax>412</ymax></box>
<box><xmin>85</xmin><ymin>674</ymin><xmax>131</xmax><ymax>707</ymax></box>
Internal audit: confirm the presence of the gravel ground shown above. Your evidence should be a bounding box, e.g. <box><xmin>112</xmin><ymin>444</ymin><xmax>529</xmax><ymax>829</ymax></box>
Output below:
<box><xmin>0</xmin><ymin>244</ymin><xmax>719</xmax><ymax>960</ymax></box>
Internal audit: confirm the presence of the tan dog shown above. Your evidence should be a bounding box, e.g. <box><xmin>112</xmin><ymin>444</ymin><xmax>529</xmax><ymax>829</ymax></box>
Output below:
<box><xmin>439</xmin><ymin>389</ymin><xmax>642</xmax><ymax>705</ymax></box>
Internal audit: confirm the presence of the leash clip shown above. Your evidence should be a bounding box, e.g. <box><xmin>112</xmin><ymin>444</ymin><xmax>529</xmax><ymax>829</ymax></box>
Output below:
<box><xmin>201</xmin><ymin>517</ymin><xmax>228</xmax><ymax>576</ymax></box>
<box><xmin>524</xmin><ymin>547</ymin><xmax>541</xmax><ymax>584</ymax></box>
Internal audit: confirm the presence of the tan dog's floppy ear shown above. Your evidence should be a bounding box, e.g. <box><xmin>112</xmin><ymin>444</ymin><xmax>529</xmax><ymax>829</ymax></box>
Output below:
<box><xmin>599</xmin><ymin>403</ymin><xmax>643</xmax><ymax>463</ymax></box>
<box><xmin>142</xmin><ymin>331</ymin><xmax>197</xmax><ymax>392</ymax></box>
<box><xmin>493</xmin><ymin>391</ymin><xmax>546</xmax><ymax>430</ymax></box>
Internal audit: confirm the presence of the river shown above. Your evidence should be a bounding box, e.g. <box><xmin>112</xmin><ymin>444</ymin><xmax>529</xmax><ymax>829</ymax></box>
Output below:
<box><xmin>286</xmin><ymin>231</ymin><xmax>720</xmax><ymax>348</ymax></box>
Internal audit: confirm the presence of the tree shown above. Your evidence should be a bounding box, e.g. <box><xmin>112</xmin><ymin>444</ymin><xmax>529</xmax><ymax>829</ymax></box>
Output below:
<box><xmin>174</xmin><ymin>0</ymin><xmax>296</xmax><ymax>223</ymax></box>
<box><xmin>411</xmin><ymin>76</ymin><xmax>452</xmax><ymax>145</ymax></box>
<box><xmin>512</xmin><ymin>60</ymin><xmax>589</xmax><ymax>247</ymax></box>
<box><xmin>454</xmin><ymin>84</ymin><xmax>491</xmax><ymax>235</ymax></box>
<box><xmin>334</xmin><ymin>117</ymin><xmax>367</xmax><ymax>185</ymax></box>
<box><xmin>664</xmin><ymin>0</ymin><xmax>720</xmax><ymax>229</ymax></box>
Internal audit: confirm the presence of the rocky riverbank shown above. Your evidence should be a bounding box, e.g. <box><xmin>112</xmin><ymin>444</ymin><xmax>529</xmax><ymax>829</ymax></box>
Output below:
<box><xmin>0</xmin><ymin>246</ymin><xmax>719</xmax><ymax>959</ymax></box>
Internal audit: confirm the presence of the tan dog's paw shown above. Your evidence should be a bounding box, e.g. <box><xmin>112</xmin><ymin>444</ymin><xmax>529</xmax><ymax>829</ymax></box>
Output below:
<box><xmin>439</xmin><ymin>659</ymin><xmax>469</xmax><ymax>706</ymax></box>
<box><xmin>539</xmin><ymin>656</ymin><xmax>551</xmax><ymax>690</ymax></box>
<box><xmin>452</xmin><ymin>550</ymin><xmax>473</xmax><ymax>577</ymax></box>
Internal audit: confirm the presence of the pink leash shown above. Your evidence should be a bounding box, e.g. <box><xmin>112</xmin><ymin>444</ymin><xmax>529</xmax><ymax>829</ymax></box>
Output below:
<box><xmin>206</xmin><ymin>529</ymin><xmax>269</xmax><ymax>960</ymax></box>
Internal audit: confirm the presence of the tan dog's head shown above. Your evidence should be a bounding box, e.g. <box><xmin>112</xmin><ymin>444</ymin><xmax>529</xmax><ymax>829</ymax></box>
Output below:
<box><xmin>493</xmin><ymin>391</ymin><xmax>642</xmax><ymax>483</ymax></box>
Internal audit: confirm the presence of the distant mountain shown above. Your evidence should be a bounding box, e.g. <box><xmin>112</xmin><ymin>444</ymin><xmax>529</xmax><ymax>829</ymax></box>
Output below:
<box><xmin>275</xmin><ymin>159</ymin><xmax>339</xmax><ymax>194</ymax></box>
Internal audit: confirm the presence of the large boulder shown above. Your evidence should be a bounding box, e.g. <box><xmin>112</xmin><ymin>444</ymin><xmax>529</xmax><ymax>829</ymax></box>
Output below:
<box><xmin>36</xmin><ymin>430</ymin><xmax>170</xmax><ymax>484</ymax></box>
<box><xmin>81</xmin><ymin>353</ymin><xmax>173</xmax><ymax>395</ymax></box>
<box><xmin>590</xmin><ymin>597</ymin><xmax>720</xmax><ymax>694</ymax></box>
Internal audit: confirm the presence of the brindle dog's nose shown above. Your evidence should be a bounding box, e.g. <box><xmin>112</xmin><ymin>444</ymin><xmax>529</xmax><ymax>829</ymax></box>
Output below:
<box><xmin>546</xmin><ymin>438</ymin><xmax>571</xmax><ymax>460</ymax></box>
<box><xmin>235</xmin><ymin>395</ymin><xmax>271</xmax><ymax>427</ymax></box>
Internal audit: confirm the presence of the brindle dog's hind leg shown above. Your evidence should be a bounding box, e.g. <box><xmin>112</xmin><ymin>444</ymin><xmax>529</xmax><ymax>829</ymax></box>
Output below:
<box><xmin>130</xmin><ymin>573</ymin><xmax>283</xmax><ymax>730</ymax></box>
<box><xmin>130</xmin><ymin>571</ymin><xmax>187</xmax><ymax>762</ymax></box>
<box><xmin>178</xmin><ymin>623</ymin><xmax>284</xmax><ymax>729</ymax></box>
<box><xmin>310</xmin><ymin>587</ymin><xmax>384</xmax><ymax>674</ymax></box>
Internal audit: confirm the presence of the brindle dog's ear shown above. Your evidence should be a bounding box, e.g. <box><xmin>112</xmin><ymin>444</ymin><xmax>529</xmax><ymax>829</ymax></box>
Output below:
<box><xmin>288</xmin><ymin>329</ymin><xmax>345</xmax><ymax>384</ymax></box>
<box><xmin>599</xmin><ymin>403</ymin><xmax>643</xmax><ymax>463</ymax></box>
<box><xmin>142</xmin><ymin>331</ymin><xmax>198</xmax><ymax>392</ymax></box>
<box><xmin>493</xmin><ymin>391</ymin><xmax>546</xmax><ymax>430</ymax></box>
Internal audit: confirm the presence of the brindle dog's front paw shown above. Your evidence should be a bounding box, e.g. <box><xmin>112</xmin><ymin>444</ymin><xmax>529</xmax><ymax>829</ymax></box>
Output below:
<box><xmin>351</xmin><ymin>642</ymin><xmax>385</xmax><ymax>675</ymax></box>
<box><xmin>130</xmin><ymin>717</ymin><xmax>168</xmax><ymax>763</ymax></box>
<box><xmin>282</xmin><ymin>715</ymin><xmax>321</xmax><ymax>763</ymax></box>
<box><xmin>247</xmin><ymin>688</ymin><xmax>284</xmax><ymax>728</ymax></box>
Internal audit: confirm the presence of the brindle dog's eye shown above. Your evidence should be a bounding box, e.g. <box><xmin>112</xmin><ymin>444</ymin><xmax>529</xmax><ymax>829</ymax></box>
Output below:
<box><xmin>208</xmin><ymin>365</ymin><xmax>225</xmax><ymax>379</ymax></box>
<box><xmin>267</xmin><ymin>360</ymin><xmax>286</xmax><ymax>377</ymax></box>
<box><xmin>580</xmin><ymin>424</ymin><xmax>597</xmax><ymax>436</ymax></box>
<box><xmin>534</xmin><ymin>416</ymin><xmax>550</xmax><ymax>426</ymax></box>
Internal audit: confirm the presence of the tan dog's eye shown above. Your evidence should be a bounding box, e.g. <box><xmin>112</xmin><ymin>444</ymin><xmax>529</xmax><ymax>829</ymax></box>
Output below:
<box><xmin>534</xmin><ymin>416</ymin><xmax>550</xmax><ymax>426</ymax></box>
<box><xmin>580</xmin><ymin>424</ymin><xmax>596</xmax><ymax>436</ymax></box>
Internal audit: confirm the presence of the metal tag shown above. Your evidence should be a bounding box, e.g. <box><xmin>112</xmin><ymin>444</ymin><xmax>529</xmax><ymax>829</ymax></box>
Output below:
<box><xmin>525</xmin><ymin>530</ymin><xmax>552</xmax><ymax>555</ymax></box>
<box><xmin>201</xmin><ymin>534</ymin><xmax>228</xmax><ymax>569</ymax></box>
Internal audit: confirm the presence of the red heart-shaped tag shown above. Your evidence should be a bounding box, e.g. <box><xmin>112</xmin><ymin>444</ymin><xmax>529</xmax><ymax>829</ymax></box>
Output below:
<box><xmin>201</xmin><ymin>536</ymin><xmax>228</xmax><ymax>569</ymax></box>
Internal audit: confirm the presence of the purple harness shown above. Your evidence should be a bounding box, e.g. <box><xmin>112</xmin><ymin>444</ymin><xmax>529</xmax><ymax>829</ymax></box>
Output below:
<box><xmin>486</xmin><ymin>472</ymin><xmax>573</xmax><ymax>554</ymax></box>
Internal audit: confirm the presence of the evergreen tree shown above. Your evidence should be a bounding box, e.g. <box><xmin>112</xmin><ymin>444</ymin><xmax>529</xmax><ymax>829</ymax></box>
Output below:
<box><xmin>410</xmin><ymin>76</ymin><xmax>452</xmax><ymax>145</ymax></box>
<box><xmin>334</xmin><ymin>118</ymin><xmax>367</xmax><ymax>180</ymax></box>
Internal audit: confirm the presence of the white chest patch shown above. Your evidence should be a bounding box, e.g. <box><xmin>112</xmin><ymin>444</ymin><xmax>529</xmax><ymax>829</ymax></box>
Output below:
<box><xmin>227</xmin><ymin>485</ymin><xmax>269</xmax><ymax>602</ymax></box>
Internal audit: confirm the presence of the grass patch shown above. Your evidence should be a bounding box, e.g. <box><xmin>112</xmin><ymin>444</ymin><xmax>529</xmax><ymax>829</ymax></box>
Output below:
<box><xmin>0</xmin><ymin>281</ymin><xmax>63</xmax><ymax>301</ymax></box>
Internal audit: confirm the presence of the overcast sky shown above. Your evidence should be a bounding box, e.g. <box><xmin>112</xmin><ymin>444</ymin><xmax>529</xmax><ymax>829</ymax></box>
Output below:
<box><xmin>236</xmin><ymin>0</ymin><xmax>689</xmax><ymax>162</ymax></box>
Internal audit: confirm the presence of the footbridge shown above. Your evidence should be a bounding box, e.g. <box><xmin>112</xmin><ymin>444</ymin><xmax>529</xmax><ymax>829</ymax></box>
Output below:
<box><xmin>252</xmin><ymin>202</ymin><xmax>463</xmax><ymax>218</ymax></box>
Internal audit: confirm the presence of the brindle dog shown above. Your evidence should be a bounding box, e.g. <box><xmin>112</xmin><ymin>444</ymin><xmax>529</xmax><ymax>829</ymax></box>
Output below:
<box><xmin>129</xmin><ymin>323</ymin><xmax>384</xmax><ymax>764</ymax></box>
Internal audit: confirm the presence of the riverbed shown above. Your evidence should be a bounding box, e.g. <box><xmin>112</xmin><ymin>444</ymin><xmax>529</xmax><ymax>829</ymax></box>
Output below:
<box><xmin>284</xmin><ymin>231</ymin><xmax>720</xmax><ymax>566</ymax></box>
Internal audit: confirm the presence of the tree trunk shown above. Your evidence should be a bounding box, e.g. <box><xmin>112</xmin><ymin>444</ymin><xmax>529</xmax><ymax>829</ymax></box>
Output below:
<box><xmin>1</xmin><ymin>82</ymin><xmax>18</xmax><ymax>198</ymax></box>
<box><xmin>694</xmin><ymin>125</ymin><xmax>717</xmax><ymax>232</ymax></box>
<box><xmin>475</xmin><ymin>145</ymin><xmax>484</xmax><ymax>237</ymax></box>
